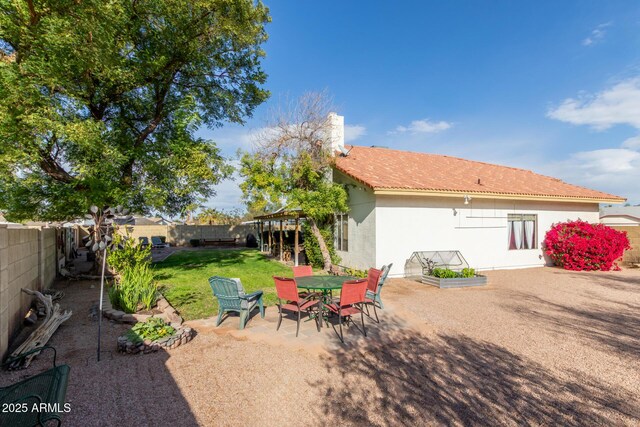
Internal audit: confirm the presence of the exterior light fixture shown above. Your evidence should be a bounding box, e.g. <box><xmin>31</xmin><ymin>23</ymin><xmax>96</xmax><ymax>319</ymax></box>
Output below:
<box><xmin>464</xmin><ymin>195</ymin><xmax>472</xmax><ymax>205</ymax></box>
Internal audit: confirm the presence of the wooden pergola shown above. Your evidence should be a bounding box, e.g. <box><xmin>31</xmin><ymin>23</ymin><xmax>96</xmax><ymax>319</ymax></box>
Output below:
<box><xmin>254</xmin><ymin>209</ymin><xmax>306</xmax><ymax>266</ymax></box>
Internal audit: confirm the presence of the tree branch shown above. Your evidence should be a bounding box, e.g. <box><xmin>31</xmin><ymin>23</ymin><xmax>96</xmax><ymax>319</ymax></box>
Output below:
<box><xmin>39</xmin><ymin>149</ymin><xmax>74</xmax><ymax>183</ymax></box>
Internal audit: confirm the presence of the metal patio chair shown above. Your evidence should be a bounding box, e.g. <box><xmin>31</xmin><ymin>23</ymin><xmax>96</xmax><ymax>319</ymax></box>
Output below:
<box><xmin>367</xmin><ymin>263</ymin><xmax>392</xmax><ymax>311</ymax></box>
<box><xmin>274</xmin><ymin>276</ymin><xmax>321</xmax><ymax>337</ymax></box>
<box><xmin>363</xmin><ymin>267</ymin><xmax>383</xmax><ymax>323</ymax></box>
<box><xmin>326</xmin><ymin>279</ymin><xmax>368</xmax><ymax>343</ymax></box>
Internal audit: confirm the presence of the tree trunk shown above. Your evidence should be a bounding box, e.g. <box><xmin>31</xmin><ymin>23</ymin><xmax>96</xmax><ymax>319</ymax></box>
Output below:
<box><xmin>309</xmin><ymin>218</ymin><xmax>332</xmax><ymax>271</ymax></box>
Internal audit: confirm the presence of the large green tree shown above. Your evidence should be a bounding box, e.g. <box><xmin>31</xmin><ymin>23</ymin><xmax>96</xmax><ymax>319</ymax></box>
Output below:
<box><xmin>239</xmin><ymin>92</ymin><xmax>348</xmax><ymax>271</ymax></box>
<box><xmin>0</xmin><ymin>0</ymin><xmax>270</xmax><ymax>221</ymax></box>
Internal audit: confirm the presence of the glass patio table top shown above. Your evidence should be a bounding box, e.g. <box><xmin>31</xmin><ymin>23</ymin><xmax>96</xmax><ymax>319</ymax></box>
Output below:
<box><xmin>294</xmin><ymin>275</ymin><xmax>357</xmax><ymax>290</ymax></box>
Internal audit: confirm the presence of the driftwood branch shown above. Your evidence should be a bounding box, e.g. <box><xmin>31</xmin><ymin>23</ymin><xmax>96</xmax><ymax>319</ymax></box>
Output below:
<box><xmin>7</xmin><ymin>289</ymin><xmax>72</xmax><ymax>369</ymax></box>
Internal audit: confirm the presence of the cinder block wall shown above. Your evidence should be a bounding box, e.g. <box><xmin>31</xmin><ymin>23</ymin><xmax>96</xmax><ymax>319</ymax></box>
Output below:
<box><xmin>116</xmin><ymin>225</ymin><xmax>168</xmax><ymax>242</ymax></box>
<box><xmin>0</xmin><ymin>225</ymin><xmax>58</xmax><ymax>359</ymax></box>
<box><xmin>611</xmin><ymin>226</ymin><xmax>640</xmax><ymax>264</ymax></box>
<box><xmin>168</xmin><ymin>225</ymin><xmax>257</xmax><ymax>246</ymax></box>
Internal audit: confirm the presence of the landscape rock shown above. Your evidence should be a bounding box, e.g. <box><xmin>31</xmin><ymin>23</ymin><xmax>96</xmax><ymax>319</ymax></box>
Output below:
<box><xmin>133</xmin><ymin>314</ymin><xmax>152</xmax><ymax>322</ymax></box>
<box><xmin>156</xmin><ymin>298</ymin><xmax>170</xmax><ymax>311</ymax></box>
<box><xmin>121</xmin><ymin>314</ymin><xmax>137</xmax><ymax>324</ymax></box>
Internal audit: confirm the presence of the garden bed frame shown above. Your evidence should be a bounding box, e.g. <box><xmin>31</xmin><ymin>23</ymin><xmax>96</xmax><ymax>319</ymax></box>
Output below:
<box><xmin>421</xmin><ymin>274</ymin><xmax>487</xmax><ymax>289</ymax></box>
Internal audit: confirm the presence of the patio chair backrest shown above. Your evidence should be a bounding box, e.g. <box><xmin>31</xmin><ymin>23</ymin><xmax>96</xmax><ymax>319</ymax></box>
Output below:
<box><xmin>367</xmin><ymin>268</ymin><xmax>383</xmax><ymax>294</ymax></box>
<box><xmin>379</xmin><ymin>263</ymin><xmax>393</xmax><ymax>287</ymax></box>
<box><xmin>274</xmin><ymin>276</ymin><xmax>299</xmax><ymax>301</ymax></box>
<box><xmin>209</xmin><ymin>276</ymin><xmax>244</xmax><ymax>310</ymax></box>
<box><xmin>292</xmin><ymin>265</ymin><xmax>313</xmax><ymax>278</ymax></box>
<box><xmin>340</xmin><ymin>279</ymin><xmax>368</xmax><ymax>307</ymax></box>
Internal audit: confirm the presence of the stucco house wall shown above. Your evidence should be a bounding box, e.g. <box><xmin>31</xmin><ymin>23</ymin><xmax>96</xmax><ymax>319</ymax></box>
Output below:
<box><xmin>334</xmin><ymin>173</ymin><xmax>376</xmax><ymax>271</ymax></box>
<box><xmin>369</xmin><ymin>196</ymin><xmax>599</xmax><ymax>276</ymax></box>
<box><xmin>334</xmin><ymin>169</ymin><xmax>602</xmax><ymax>276</ymax></box>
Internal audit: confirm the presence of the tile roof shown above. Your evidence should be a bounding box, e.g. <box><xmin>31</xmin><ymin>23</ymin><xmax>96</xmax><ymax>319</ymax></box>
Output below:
<box><xmin>334</xmin><ymin>146</ymin><xmax>625</xmax><ymax>202</ymax></box>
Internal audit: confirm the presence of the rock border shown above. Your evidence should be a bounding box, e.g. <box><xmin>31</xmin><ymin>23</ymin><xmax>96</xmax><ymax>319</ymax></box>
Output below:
<box><xmin>102</xmin><ymin>293</ymin><xmax>183</xmax><ymax>327</ymax></box>
<box><xmin>117</xmin><ymin>326</ymin><xmax>194</xmax><ymax>354</ymax></box>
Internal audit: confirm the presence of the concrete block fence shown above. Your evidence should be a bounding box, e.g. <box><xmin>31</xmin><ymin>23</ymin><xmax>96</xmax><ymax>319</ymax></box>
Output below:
<box><xmin>115</xmin><ymin>224</ymin><xmax>259</xmax><ymax>247</ymax></box>
<box><xmin>0</xmin><ymin>225</ymin><xmax>58</xmax><ymax>359</ymax></box>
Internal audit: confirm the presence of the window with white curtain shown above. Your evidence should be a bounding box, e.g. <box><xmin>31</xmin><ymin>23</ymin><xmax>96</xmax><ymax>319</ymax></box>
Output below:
<box><xmin>508</xmin><ymin>214</ymin><xmax>537</xmax><ymax>250</ymax></box>
<box><xmin>334</xmin><ymin>213</ymin><xmax>349</xmax><ymax>251</ymax></box>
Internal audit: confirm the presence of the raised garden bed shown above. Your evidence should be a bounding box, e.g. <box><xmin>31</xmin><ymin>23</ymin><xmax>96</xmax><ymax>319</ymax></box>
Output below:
<box><xmin>421</xmin><ymin>274</ymin><xmax>487</xmax><ymax>289</ymax></box>
<box><xmin>117</xmin><ymin>326</ymin><xmax>194</xmax><ymax>354</ymax></box>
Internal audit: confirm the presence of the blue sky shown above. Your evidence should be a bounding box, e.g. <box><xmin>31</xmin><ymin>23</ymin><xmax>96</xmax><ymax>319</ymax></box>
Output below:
<box><xmin>199</xmin><ymin>1</ymin><xmax>640</xmax><ymax>210</ymax></box>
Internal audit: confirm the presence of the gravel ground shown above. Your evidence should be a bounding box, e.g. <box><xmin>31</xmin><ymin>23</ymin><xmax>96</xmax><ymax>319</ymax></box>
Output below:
<box><xmin>1</xmin><ymin>267</ymin><xmax>639</xmax><ymax>426</ymax></box>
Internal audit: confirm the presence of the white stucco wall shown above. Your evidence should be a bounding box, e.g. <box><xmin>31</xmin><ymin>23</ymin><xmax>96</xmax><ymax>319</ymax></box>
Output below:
<box><xmin>334</xmin><ymin>172</ymin><xmax>377</xmax><ymax>271</ymax></box>
<box><xmin>373</xmin><ymin>196</ymin><xmax>600</xmax><ymax>277</ymax></box>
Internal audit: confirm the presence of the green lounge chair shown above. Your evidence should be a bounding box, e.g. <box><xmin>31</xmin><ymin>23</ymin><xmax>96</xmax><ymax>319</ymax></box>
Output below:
<box><xmin>208</xmin><ymin>276</ymin><xmax>264</xmax><ymax>329</ymax></box>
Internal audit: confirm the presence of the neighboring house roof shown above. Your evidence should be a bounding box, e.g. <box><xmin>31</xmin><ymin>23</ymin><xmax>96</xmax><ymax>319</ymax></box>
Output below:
<box><xmin>600</xmin><ymin>214</ymin><xmax>640</xmax><ymax>222</ymax></box>
<box><xmin>134</xmin><ymin>217</ymin><xmax>162</xmax><ymax>225</ymax></box>
<box><xmin>334</xmin><ymin>146</ymin><xmax>625</xmax><ymax>203</ymax></box>
<box><xmin>112</xmin><ymin>216</ymin><xmax>165</xmax><ymax>226</ymax></box>
<box><xmin>600</xmin><ymin>206</ymin><xmax>640</xmax><ymax>218</ymax></box>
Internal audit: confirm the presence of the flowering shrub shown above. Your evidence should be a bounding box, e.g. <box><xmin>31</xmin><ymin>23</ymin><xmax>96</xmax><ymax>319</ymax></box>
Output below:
<box><xmin>543</xmin><ymin>220</ymin><xmax>630</xmax><ymax>271</ymax></box>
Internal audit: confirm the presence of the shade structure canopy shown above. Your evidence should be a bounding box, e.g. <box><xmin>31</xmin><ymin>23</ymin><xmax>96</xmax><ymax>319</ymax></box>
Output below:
<box><xmin>254</xmin><ymin>209</ymin><xmax>306</xmax><ymax>266</ymax></box>
<box><xmin>253</xmin><ymin>208</ymin><xmax>306</xmax><ymax>221</ymax></box>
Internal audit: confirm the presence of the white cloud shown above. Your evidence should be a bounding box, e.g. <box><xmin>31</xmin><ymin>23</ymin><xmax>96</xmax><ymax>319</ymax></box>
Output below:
<box><xmin>344</xmin><ymin>124</ymin><xmax>366</xmax><ymax>142</ymax></box>
<box><xmin>582</xmin><ymin>22</ymin><xmax>612</xmax><ymax>46</ymax></box>
<box><xmin>622</xmin><ymin>135</ymin><xmax>640</xmax><ymax>149</ymax></box>
<box><xmin>544</xmin><ymin>142</ymin><xmax>640</xmax><ymax>202</ymax></box>
<box><xmin>205</xmin><ymin>178</ymin><xmax>245</xmax><ymax>210</ymax></box>
<box><xmin>547</xmin><ymin>77</ymin><xmax>640</xmax><ymax>130</ymax></box>
<box><xmin>566</xmin><ymin>148</ymin><xmax>640</xmax><ymax>173</ymax></box>
<box><xmin>393</xmin><ymin>118</ymin><xmax>452</xmax><ymax>134</ymax></box>
<box><xmin>196</xmin><ymin>125</ymin><xmax>270</xmax><ymax>158</ymax></box>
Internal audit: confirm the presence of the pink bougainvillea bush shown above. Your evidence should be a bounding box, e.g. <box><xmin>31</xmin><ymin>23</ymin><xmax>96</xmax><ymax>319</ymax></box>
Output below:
<box><xmin>543</xmin><ymin>220</ymin><xmax>631</xmax><ymax>271</ymax></box>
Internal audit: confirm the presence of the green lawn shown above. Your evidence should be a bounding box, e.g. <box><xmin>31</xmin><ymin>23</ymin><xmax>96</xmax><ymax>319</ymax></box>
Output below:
<box><xmin>153</xmin><ymin>249</ymin><xmax>292</xmax><ymax>321</ymax></box>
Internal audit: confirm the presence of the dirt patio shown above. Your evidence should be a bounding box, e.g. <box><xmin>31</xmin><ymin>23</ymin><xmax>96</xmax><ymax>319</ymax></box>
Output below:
<box><xmin>2</xmin><ymin>267</ymin><xmax>639</xmax><ymax>426</ymax></box>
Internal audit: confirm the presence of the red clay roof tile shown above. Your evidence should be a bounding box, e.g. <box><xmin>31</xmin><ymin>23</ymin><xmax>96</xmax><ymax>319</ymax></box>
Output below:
<box><xmin>334</xmin><ymin>146</ymin><xmax>624</xmax><ymax>202</ymax></box>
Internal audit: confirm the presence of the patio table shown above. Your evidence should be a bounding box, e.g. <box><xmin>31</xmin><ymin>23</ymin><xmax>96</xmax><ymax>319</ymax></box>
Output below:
<box><xmin>295</xmin><ymin>275</ymin><xmax>356</xmax><ymax>327</ymax></box>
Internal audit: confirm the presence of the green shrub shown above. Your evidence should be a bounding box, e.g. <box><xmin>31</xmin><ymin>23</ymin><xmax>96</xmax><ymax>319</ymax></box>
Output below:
<box><xmin>461</xmin><ymin>268</ymin><xmax>476</xmax><ymax>278</ymax></box>
<box><xmin>107</xmin><ymin>231</ymin><xmax>151</xmax><ymax>275</ymax></box>
<box><xmin>344</xmin><ymin>267</ymin><xmax>367</xmax><ymax>278</ymax></box>
<box><xmin>431</xmin><ymin>268</ymin><xmax>459</xmax><ymax>278</ymax></box>
<box><xmin>125</xmin><ymin>317</ymin><xmax>175</xmax><ymax>344</ymax></box>
<box><xmin>431</xmin><ymin>267</ymin><xmax>477</xmax><ymax>279</ymax></box>
<box><xmin>302</xmin><ymin>223</ymin><xmax>340</xmax><ymax>268</ymax></box>
<box><xmin>109</xmin><ymin>263</ymin><xmax>157</xmax><ymax>313</ymax></box>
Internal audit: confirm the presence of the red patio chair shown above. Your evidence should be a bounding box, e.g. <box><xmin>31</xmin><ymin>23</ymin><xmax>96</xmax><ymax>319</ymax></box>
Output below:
<box><xmin>364</xmin><ymin>268</ymin><xmax>383</xmax><ymax>323</ymax></box>
<box><xmin>292</xmin><ymin>265</ymin><xmax>313</xmax><ymax>277</ymax></box>
<box><xmin>292</xmin><ymin>265</ymin><xmax>315</xmax><ymax>298</ymax></box>
<box><xmin>273</xmin><ymin>276</ymin><xmax>321</xmax><ymax>337</ymax></box>
<box><xmin>326</xmin><ymin>279</ymin><xmax>368</xmax><ymax>343</ymax></box>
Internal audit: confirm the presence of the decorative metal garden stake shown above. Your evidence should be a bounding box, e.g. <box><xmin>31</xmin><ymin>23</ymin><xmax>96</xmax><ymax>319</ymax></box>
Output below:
<box><xmin>97</xmin><ymin>241</ymin><xmax>107</xmax><ymax>361</ymax></box>
<box><xmin>85</xmin><ymin>205</ymin><xmax>131</xmax><ymax>362</ymax></box>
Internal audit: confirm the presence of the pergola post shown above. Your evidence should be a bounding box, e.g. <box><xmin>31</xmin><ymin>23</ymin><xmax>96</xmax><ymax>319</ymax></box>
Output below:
<box><xmin>259</xmin><ymin>221</ymin><xmax>264</xmax><ymax>251</ymax></box>
<box><xmin>279</xmin><ymin>220</ymin><xmax>283</xmax><ymax>261</ymax></box>
<box><xmin>268</xmin><ymin>221</ymin><xmax>272</xmax><ymax>254</ymax></box>
<box><xmin>294</xmin><ymin>218</ymin><xmax>299</xmax><ymax>266</ymax></box>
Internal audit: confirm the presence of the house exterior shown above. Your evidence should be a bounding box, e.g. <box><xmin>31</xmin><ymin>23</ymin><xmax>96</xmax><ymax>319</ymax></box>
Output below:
<box><xmin>600</xmin><ymin>206</ymin><xmax>640</xmax><ymax>226</ymax></box>
<box><xmin>327</xmin><ymin>116</ymin><xmax>625</xmax><ymax>276</ymax></box>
